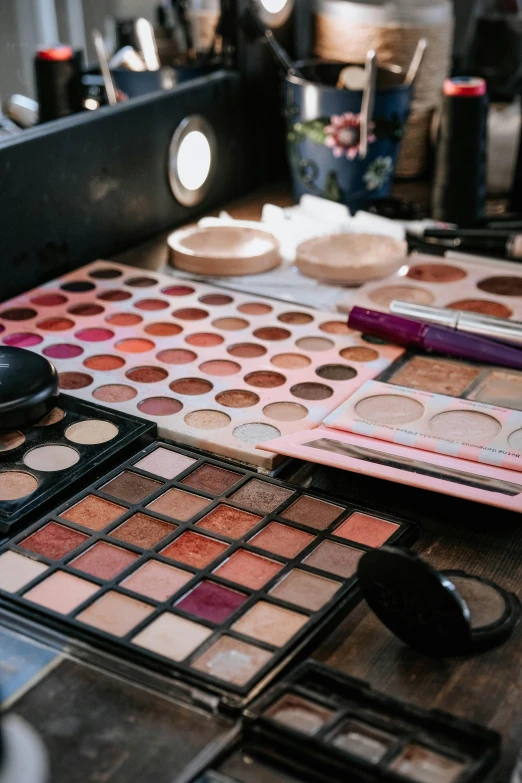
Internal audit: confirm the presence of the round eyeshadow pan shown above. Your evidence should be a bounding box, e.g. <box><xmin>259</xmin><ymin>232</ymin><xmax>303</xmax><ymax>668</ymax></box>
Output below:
<box><xmin>126</xmin><ymin>366</ymin><xmax>169</xmax><ymax>383</ymax></box>
<box><xmin>138</xmin><ymin>397</ymin><xmax>183</xmax><ymax>416</ymax></box>
<box><xmin>83</xmin><ymin>355</ymin><xmax>125</xmax><ymax>371</ymax></box>
<box><xmin>65</xmin><ymin>420</ymin><xmax>118</xmax><ymax>445</ymax></box>
<box><xmin>0</xmin><ymin>471</ymin><xmax>38</xmax><ymax>501</ymax></box>
<box><xmin>23</xmin><ymin>445</ymin><xmax>80</xmax><ymax>472</ymax></box>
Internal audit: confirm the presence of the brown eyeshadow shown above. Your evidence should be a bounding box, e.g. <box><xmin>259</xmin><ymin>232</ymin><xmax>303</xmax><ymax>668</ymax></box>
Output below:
<box><xmin>126</xmin><ymin>367</ymin><xmax>169</xmax><ymax>383</ymax></box>
<box><xmin>197</xmin><ymin>505</ymin><xmax>262</xmax><ymax>539</ymax></box>
<box><xmin>230</xmin><ymin>479</ymin><xmax>293</xmax><ymax>514</ymax></box>
<box><xmin>102</xmin><ymin>472</ymin><xmax>163</xmax><ymax>504</ymax></box>
<box><xmin>291</xmin><ymin>382</ymin><xmax>333</xmax><ymax>400</ymax></box>
<box><xmin>147</xmin><ymin>488</ymin><xmax>211</xmax><ymax>522</ymax></box>
<box><xmin>215</xmin><ymin>390</ymin><xmax>260</xmax><ymax>408</ymax></box>
<box><xmin>446</xmin><ymin>299</ymin><xmax>513</xmax><ymax>317</ymax></box>
<box><xmin>477</xmin><ymin>276</ymin><xmax>522</xmax><ymax>296</ymax></box>
<box><xmin>181</xmin><ymin>464</ymin><xmax>241</xmax><ymax>494</ymax></box>
<box><xmin>110</xmin><ymin>513</ymin><xmax>176</xmax><ymax>548</ymax></box>
<box><xmin>282</xmin><ymin>495</ymin><xmax>344</xmax><ymax>530</ymax></box>
<box><xmin>315</xmin><ymin>364</ymin><xmax>357</xmax><ymax>381</ymax></box>
<box><xmin>406</xmin><ymin>263</ymin><xmax>466</xmax><ymax>283</ymax></box>
<box><xmin>169</xmin><ymin>378</ymin><xmax>213</xmax><ymax>395</ymax></box>
<box><xmin>61</xmin><ymin>495</ymin><xmax>126</xmax><ymax>531</ymax></box>
<box><xmin>389</xmin><ymin>355</ymin><xmax>480</xmax><ymax>397</ymax></box>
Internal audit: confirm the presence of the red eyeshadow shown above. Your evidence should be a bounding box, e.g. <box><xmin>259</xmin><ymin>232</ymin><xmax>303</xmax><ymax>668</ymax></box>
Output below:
<box><xmin>161</xmin><ymin>531</ymin><xmax>227</xmax><ymax>568</ymax></box>
<box><xmin>21</xmin><ymin>522</ymin><xmax>88</xmax><ymax>560</ymax></box>
<box><xmin>71</xmin><ymin>542</ymin><xmax>138</xmax><ymax>580</ymax></box>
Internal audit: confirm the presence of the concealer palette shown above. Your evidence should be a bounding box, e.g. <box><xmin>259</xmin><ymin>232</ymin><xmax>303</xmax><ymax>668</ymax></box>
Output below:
<box><xmin>0</xmin><ymin>260</ymin><xmax>403</xmax><ymax>469</ymax></box>
<box><xmin>337</xmin><ymin>253</ymin><xmax>522</xmax><ymax>321</ymax></box>
<box><xmin>185</xmin><ymin>662</ymin><xmax>499</xmax><ymax>783</ymax></box>
<box><xmin>0</xmin><ymin>395</ymin><xmax>155</xmax><ymax>534</ymax></box>
<box><xmin>0</xmin><ymin>441</ymin><xmax>415</xmax><ymax>713</ymax></box>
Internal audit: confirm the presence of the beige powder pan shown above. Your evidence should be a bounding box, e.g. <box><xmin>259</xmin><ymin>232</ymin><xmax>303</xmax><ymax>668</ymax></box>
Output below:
<box><xmin>168</xmin><ymin>225</ymin><xmax>281</xmax><ymax>276</ymax></box>
<box><xmin>295</xmin><ymin>234</ymin><xmax>407</xmax><ymax>284</ymax></box>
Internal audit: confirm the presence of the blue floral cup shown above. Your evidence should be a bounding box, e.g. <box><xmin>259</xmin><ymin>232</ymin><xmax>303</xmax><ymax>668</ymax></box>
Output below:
<box><xmin>285</xmin><ymin>61</ymin><xmax>413</xmax><ymax>212</ymax></box>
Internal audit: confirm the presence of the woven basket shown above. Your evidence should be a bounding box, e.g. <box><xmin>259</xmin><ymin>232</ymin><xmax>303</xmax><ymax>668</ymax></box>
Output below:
<box><xmin>314</xmin><ymin>9</ymin><xmax>454</xmax><ymax>178</ymax></box>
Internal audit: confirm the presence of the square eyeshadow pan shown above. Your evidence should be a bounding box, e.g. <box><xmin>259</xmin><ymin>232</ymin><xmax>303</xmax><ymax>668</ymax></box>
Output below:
<box><xmin>0</xmin><ymin>441</ymin><xmax>414</xmax><ymax>712</ymax></box>
<box><xmin>242</xmin><ymin>661</ymin><xmax>498</xmax><ymax>783</ymax></box>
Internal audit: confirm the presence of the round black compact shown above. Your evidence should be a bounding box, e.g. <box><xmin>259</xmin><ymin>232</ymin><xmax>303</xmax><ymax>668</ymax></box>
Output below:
<box><xmin>357</xmin><ymin>547</ymin><xmax>520</xmax><ymax>657</ymax></box>
<box><xmin>0</xmin><ymin>347</ymin><xmax>58</xmax><ymax>431</ymax></box>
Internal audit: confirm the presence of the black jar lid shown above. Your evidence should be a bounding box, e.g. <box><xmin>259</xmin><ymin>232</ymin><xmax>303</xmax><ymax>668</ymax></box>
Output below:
<box><xmin>357</xmin><ymin>547</ymin><xmax>520</xmax><ymax>657</ymax></box>
<box><xmin>0</xmin><ymin>347</ymin><xmax>59</xmax><ymax>431</ymax></box>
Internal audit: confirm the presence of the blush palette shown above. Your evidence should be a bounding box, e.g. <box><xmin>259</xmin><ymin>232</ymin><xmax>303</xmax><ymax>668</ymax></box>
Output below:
<box><xmin>0</xmin><ymin>441</ymin><xmax>415</xmax><ymax>713</ymax></box>
<box><xmin>0</xmin><ymin>260</ymin><xmax>404</xmax><ymax>468</ymax></box>
<box><xmin>0</xmin><ymin>395</ymin><xmax>155</xmax><ymax>534</ymax></box>
<box><xmin>194</xmin><ymin>662</ymin><xmax>497</xmax><ymax>783</ymax></box>
<box><xmin>337</xmin><ymin>253</ymin><xmax>522</xmax><ymax>320</ymax></box>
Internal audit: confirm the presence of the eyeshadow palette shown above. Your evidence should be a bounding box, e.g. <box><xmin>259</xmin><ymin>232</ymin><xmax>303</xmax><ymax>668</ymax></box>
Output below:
<box><xmin>181</xmin><ymin>662</ymin><xmax>499</xmax><ymax>783</ymax></box>
<box><xmin>337</xmin><ymin>253</ymin><xmax>522</xmax><ymax>321</ymax></box>
<box><xmin>324</xmin><ymin>380</ymin><xmax>522</xmax><ymax>472</ymax></box>
<box><xmin>0</xmin><ymin>260</ymin><xmax>404</xmax><ymax>469</ymax></box>
<box><xmin>0</xmin><ymin>394</ymin><xmax>155</xmax><ymax>534</ymax></box>
<box><xmin>0</xmin><ymin>441</ymin><xmax>415</xmax><ymax>713</ymax></box>
<box><xmin>380</xmin><ymin>353</ymin><xmax>522</xmax><ymax>412</ymax></box>
<box><xmin>0</xmin><ymin>609</ymin><xmax>232</xmax><ymax>781</ymax></box>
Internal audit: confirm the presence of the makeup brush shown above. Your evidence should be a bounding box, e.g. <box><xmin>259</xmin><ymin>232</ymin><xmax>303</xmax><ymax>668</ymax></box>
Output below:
<box><xmin>360</xmin><ymin>50</ymin><xmax>377</xmax><ymax>159</ymax></box>
<box><xmin>404</xmin><ymin>38</ymin><xmax>428</xmax><ymax>87</ymax></box>
<box><xmin>135</xmin><ymin>18</ymin><xmax>161</xmax><ymax>71</ymax></box>
<box><xmin>92</xmin><ymin>29</ymin><xmax>118</xmax><ymax>106</ymax></box>
<box><xmin>243</xmin><ymin>4</ymin><xmax>303</xmax><ymax>77</ymax></box>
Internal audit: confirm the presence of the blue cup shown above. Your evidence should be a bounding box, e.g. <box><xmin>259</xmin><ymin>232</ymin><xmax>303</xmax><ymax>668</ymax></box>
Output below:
<box><xmin>285</xmin><ymin>60</ymin><xmax>413</xmax><ymax>212</ymax></box>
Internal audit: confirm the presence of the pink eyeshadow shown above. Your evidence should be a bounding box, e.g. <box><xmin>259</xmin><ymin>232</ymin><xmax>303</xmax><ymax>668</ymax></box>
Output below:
<box><xmin>335</xmin><ymin>513</ymin><xmax>399</xmax><ymax>547</ymax></box>
<box><xmin>24</xmin><ymin>571</ymin><xmax>99</xmax><ymax>615</ymax></box>
<box><xmin>43</xmin><ymin>343</ymin><xmax>84</xmax><ymax>359</ymax></box>
<box><xmin>249</xmin><ymin>522</ymin><xmax>314</xmax><ymax>558</ymax></box>
<box><xmin>3</xmin><ymin>333</ymin><xmax>43</xmax><ymax>347</ymax></box>
<box><xmin>71</xmin><ymin>541</ymin><xmax>138</xmax><ymax>580</ymax></box>
<box><xmin>121</xmin><ymin>560</ymin><xmax>192</xmax><ymax>601</ymax></box>
<box><xmin>76</xmin><ymin>328</ymin><xmax>114</xmax><ymax>342</ymax></box>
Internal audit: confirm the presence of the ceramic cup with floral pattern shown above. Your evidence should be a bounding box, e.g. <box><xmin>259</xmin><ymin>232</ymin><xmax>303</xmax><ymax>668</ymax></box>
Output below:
<box><xmin>285</xmin><ymin>60</ymin><xmax>413</xmax><ymax>211</ymax></box>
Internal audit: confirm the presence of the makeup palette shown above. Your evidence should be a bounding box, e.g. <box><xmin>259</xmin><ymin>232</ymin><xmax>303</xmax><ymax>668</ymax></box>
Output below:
<box><xmin>0</xmin><ymin>394</ymin><xmax>155</xmax><ymax>535</ymax></box>
<box><xmin>381</xmin><ymin>353</ymin><xmax>522</xmax><ymax>412</ymax></box>
<box><xmin>0</xmin><ymin>260</ymin><xmax>403</xmax><ymax>468</ymax></box>
<box><xmin>0</xmin><ymin>440</ymin><xmax>415</xmax><ymax>713</ymax></box>
<box><xmin>324</xmin><ymin>380</ymin><xmax>522</xmax><ymax>472</ymax></box>
<box><xmin>337</xmin><ymin>253</ymin><xmax>522</xmax><ymax>320</ymax></box>
<box><xmin>182</xmin><ymin>662</ymin><xmax>499</xmax><ymax>783</ymax></box>
<box><xmin>264</xmin><ymin>426</ymin><xmax>522</xmax><ymax>513</ymax></box>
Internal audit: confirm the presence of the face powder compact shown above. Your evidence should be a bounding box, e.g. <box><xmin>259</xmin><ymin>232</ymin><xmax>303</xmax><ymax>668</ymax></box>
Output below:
<box><xmin>0</xmin><ymin>347</ymin><xmax>58</xmax><ymax>430</ymax></box>
<box><xmin>356</xmin><ymin>547</ymin><xmax>521</xmax><ymax>656</ymax></box>
<box><xmin>295</xmin><ymin>234</ymin><xmax>408</xmax><ymax>285</ymax></box>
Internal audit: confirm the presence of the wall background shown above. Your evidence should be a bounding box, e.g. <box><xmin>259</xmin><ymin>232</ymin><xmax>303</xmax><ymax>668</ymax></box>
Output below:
<box><xmin>0</xmin><ymin>0</ymin><xmax>481</xmax><ymax>109</ymax></box>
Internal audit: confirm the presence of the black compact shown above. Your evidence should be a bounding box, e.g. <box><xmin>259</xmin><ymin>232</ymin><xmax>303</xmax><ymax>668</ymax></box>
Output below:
<box><xmin>0</xmin><ymin>347</ymin><xmax>58</xmax><ymax>431</ymax></box>
<box><xmin>357</xmin><ymin>547</ymin><xmax>520</xmax><ymax>657</ymax></box>
<box><xmin>0</xmin><ymin>395</ymin><xmax>156</xmax><ymax>535</ymax></box>
<box><xmin>179</xmin><ymin>661</ymin><xmax>500</xmax><ymax>783</ymax></box>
